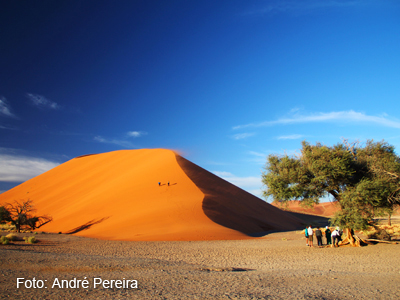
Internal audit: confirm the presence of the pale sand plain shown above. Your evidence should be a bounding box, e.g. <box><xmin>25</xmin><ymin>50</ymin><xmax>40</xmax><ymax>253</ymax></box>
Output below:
<box><xmin>1</xmin><ymin>231</ymin><xmax>399</xmax><ymax>299</ymax></box>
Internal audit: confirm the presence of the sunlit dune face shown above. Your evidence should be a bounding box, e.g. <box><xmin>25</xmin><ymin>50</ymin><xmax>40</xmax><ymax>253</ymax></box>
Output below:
<box><xmin>0</xmin><ymin>149</ymin><xmax>301</xmax><ymax>241</ymax></box>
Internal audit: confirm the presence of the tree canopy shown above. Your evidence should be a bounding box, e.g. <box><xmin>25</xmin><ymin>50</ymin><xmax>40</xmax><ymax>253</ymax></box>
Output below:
<box><xmin>262</xmin><ymin>140</ymin><xmax>400</xmax><ymax>232</ymax></box>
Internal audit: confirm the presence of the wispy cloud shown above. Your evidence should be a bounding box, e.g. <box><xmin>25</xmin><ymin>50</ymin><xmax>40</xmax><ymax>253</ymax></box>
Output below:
<box><xmin>232</xmin><ymin>132</ymin><xmax>256</xmax><ymax>140</ymax></box>
<box><xmin>94</xmin><ymin>136</ymin><xmax>135</xmax><ymax>148</ymax></box>
<box><xmin>277</xmin><ymin>134</ymin><xmax>304</xmax><ymax>140</ymax></box>
<box><xmin>234</xmin><ymin>110</ymin><xmax>400</xmax><ymax>130</ymax></box>
<box><xmin>213</xmin><ymin>171</ymin><xmax>261</xmax><ymax>189</ymax></box>
<box><xmin>247</xmin><ymin>151</ymin><xmax>267</xmax><ymax>164</ymax></box>
<box><xmin>0</xmin><ymin>152</ymin><xmax>59</xmax><ymax>182</ymax></box>
<box><xmin>0</xmin><ymin>97</ymin><xmax>16</xmax><ymax>118</ymax></box>
<box><xmin>27</xmin><ymin>93</ymin><xmax>61</xmax><ymax>110</ymax></box>
<box><xmin>213</xmin><ymin>170</ymin><xmax>262</xmax><ymax>197</ymax></box>
<box><xmin>205</xmin><ymin>161</ymin><xmax>231</xmax><ymax>166</ymax></box>
<box><xmin>244</xmin><ymin>0</ymin><xmax>367</xmax><ymax>16</ymax></box>
<box><xmin>248</xmin><ymin>151</ymin><xmax>266</xmax><ymax>158</ymax></box>
<box><xmin>127</xmin><ymin>131</ymin><xmax>147</xmax><ymax>138</ymax></box>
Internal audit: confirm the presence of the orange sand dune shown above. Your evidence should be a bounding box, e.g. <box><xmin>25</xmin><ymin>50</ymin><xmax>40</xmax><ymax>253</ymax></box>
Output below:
<box><xmin>0</xmin><ymin>149</ymin><xmax>302</xmax><ymax>241</ymax></box>
<box><xmin>272</xmin><ymin>200</ymin><xmax>340</xmax><ymax>217</ymax></box>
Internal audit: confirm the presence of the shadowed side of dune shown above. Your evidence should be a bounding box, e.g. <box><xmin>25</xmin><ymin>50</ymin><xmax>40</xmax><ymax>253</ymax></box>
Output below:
<box><xmin>175</xmin><ymin>155</ymin><xmax>303</xmax><ymax>235</ymax></box>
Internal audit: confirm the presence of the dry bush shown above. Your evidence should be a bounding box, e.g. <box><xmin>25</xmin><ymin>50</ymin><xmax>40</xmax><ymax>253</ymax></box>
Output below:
<box><xmin>367</xmin><ymin>229</ymin><xmax>391</xmax><ymax>241</ymax></box>
<box><xmin>0</xmin><ymin>236</ymin><xmax>9</xmax><ymax>245</ymax></box>
<box><xmin>0</xmin><ymin>223</ymin><xmax>15</xmax><ymax>231</ymax></box>
<box><xmin>5</xmin><ymin>233</ymin><xmax>19</xmax><ymax>241</ymax></box>
<box><xmin>23</xmin><ymin>236</ymin><xmax>36</xmax><ymax>244</ymax></box>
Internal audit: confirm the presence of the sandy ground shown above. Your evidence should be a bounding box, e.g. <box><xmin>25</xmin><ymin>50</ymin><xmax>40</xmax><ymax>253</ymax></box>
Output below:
<box><xmin>1</xmin><ymin>231</ymin><xmax>399</xmax><ymax>299</ymax></box>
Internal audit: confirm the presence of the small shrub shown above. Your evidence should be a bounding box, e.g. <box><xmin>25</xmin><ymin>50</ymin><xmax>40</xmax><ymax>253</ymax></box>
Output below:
<box><xmin>5</xmin><ymin>233</ymin><xmax>18</xmax><ymax>241</ymax></box>
<box><xmin>23</xmin><ymin>236</ymin><xmax>36</xmax><ymax>244</ymax></box>
<box><xmin>364</xmin><ymin>230</ymin><xmax>375</xmax><ymax>236</ymax></box>
<box><xmin>0</xmin><ymin>236</ymin><xmax>9</xmax><ymax>245</ymax></box>
<box><xmin>0</xmin><ymin>223</ymin><xmax>16</xmax><ymax>231</ymax></box>
<box><xmin>367</xmin><ymin>229</ymin><xmax>391</xmax><ymax>241</ymax></box>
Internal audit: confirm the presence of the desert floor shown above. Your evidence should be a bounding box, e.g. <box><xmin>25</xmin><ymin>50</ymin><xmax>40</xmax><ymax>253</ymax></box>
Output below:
<box><xmin>1</xmin><ymin>230</ymin><xmax>399</xmax><ymax>300</ymax></box>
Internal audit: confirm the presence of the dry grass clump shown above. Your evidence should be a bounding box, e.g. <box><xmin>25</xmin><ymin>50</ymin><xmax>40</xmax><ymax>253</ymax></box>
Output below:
<box><xmin>5</xmin><ymin>233</ymin><xmax>20</xmax><ymax>241</ymax></box>
<box><xmin>368</xmin><ymin>229</ymin><xmax>391</xmax><ymax>241</ymax></box>
<box><xmin>0</xmin><ymin>224</ymin><xmax>16</xmax><ymax>232</ymax></box>
<box><xmin>0</xmin><ymin>236</ymin><xmax>9</xmax><ymax>245</ymax></box>
<box><xmin>23</xmin><ymin>236</ymin><xmax>37</xmax><ymax>244</ymax></box>
<box><xmin>359</xmin><ymin>224</ymin><xmax>400</xmax><ymax>241</ymax></box>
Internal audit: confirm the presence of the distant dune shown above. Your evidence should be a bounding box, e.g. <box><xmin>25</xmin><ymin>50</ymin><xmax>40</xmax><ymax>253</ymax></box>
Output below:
<box><xmin>272</xmin><ymin>200</ymin><xmax>400</xmax><ymax>221</ymax></box>
<box><xmin>0</xmin><ymin>149</ymin><xmax>302</xmax><ymax>241</ymax></box>
<box><xmin>271</xmin><ymin>200</ymin><xmax>340</xmax><ymax>217</ymax></box>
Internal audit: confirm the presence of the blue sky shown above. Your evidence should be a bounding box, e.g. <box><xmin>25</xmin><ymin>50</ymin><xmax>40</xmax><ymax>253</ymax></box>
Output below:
<box><xmin>1</xmin><ymin>0</ymin><xmax>400</xmax><ymax>199</ymax></box>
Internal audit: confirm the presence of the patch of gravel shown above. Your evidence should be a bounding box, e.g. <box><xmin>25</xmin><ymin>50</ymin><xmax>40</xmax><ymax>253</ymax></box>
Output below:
<box><xmin>1</xmin><ymin>231</ymin><xmax>399</xmax><ymax>299</ymax></box>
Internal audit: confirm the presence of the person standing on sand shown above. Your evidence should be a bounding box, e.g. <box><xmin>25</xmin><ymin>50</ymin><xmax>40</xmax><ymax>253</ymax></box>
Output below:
<box><xmin>305</xmin><ymin>227</ymin><xmax>309</xmax><ymax>246</ymax></box>
<box><xmin>158</xmin><ymin>182</ymin><xmax>161</xmax><ymax>186</ymax></box>
<box><xmin>315</xmin><ymin>227</ymin><xmax>323</xmax><ymax>247</ymax></box>
<box><xmin>331</xmin><ymin>228</ymin><xmax>340</xmax><ymax>247</ymax></box>
<box><xmin>307</xmin><ymin>226</ymin><xmax>314</xmax><ymax>247</ymax></box>
<box><xmin>325</xmin><ymin>226</ymin><xmax>332</xmax><ymax>245</ymax></box>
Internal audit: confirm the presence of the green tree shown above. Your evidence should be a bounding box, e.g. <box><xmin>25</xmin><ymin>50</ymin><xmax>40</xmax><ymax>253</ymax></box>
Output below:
<box><xmin>3</xmin><ymin>199</ymin><xmax>52</xmax><ymax>232</ymax></box>
<box><xmin>262</xmin><ymin>140</ymin><xmax>400</xmax><ymax>246</ymax></box>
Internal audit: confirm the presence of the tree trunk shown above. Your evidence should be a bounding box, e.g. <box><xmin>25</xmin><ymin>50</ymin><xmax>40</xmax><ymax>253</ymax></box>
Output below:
<box><xmin>388</xmin><ymin>213</ymin><xmax>392</xmax><ymax>226</ymax></box>
<box><xmin>339</xmin><ymin>228</ymin><xmax>366</xmax><ymax>247</ymax></box>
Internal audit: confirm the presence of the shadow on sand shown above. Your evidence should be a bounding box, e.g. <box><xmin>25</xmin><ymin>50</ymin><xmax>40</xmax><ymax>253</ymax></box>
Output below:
<box><xmin>66</xmin><ymin>217</ymin><xmax>109</xmax><ymax>234</ymax></box>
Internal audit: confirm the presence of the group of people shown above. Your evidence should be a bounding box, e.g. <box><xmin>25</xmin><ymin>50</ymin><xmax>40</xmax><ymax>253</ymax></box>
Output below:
<box><xmin>305</xmin><ymin>226</ymin><xmax>342</xmax><ymax>248</ymax></box>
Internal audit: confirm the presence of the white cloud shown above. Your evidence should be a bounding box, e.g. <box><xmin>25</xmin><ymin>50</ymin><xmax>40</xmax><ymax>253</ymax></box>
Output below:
<box><xmin>213</xmin><ymin>171</ymin><xmax>233</xmax><ymax>177</ymax></box>
<box><xmin>213</xmin><ymin>170</ymin><xmax>263</xmax><ymax>197</ymax></box>
<box><xmin>248</xmin><ymin>151</ymin><xmax>266</xmax><ymax>157</ymax></box>
<box><xmin>0</xmin><ymin>97</ymin><xmax>16</xmax><ymax>118</ymax></box>
<box><xmin>0</xmin><ymin>153</ymin><xmax>59</xmax><ymax>182</ymax></box>
<box><xmin>212</xmin><ymin>171</ymin><xmax>261</xmax><ymax>190</ymax></box>
<box><xmin>244</xmin><ymin>0</ymin><xmax>368</xmax><ymax>16</ymax></box>
<box><xmin>205</xmin><ymin>161</ymin><xmax>230</xmax><ymax>166</ymax></box>
<box><xmin>247</xmin><ymin>151</ymin><xmax>268</xmax><ymax>164</ymax></box>
<box><xmin>234</xmin><ymin>110</ymin><xmax>400</xmax><ymax>130</ymax></box>
<box><xmin>232</xmin><ymin>132</ymin><xmax>255</xmax><ymax>140</ymax></box>
<box><xmin>94</xmin><ymin>136</ymin><xmax>135</xmax><ymax>148</ymax></box>
<box><xmin>277</xmin><ymin>134</ymin><xmax>304</xmax><ymax>140</ymax></box>
<box><xmin>127</xmin><ymin>131</ymin><xmax>147</xmax><ymax>138</ymax></box>
<box><xmin>27</xmin><ymin>93</ymin><xmax>60</xmax><ymax>110</ymax></box>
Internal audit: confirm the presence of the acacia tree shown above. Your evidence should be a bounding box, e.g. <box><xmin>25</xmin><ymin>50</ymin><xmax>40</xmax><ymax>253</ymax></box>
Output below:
<box><xmin>0</xmin><ymin>206</ymin><xmax>11</xmax><ymax>224</ymax></box>
<box><xmin>2</xmin><ymin>199</ymin><xmax>52</xmax><ymax>232</ymax></box>
<box><xmin>357</xmin><ymin>140</ymin><xmax>400</xmax><ymax>225</ymax></box>
<box><xmin>262</xmin><ymin>140</ymin><xmax>400</xmax><ymax>246</ymax></box>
